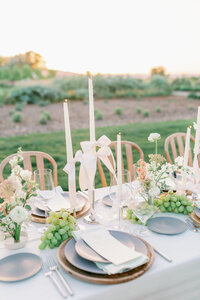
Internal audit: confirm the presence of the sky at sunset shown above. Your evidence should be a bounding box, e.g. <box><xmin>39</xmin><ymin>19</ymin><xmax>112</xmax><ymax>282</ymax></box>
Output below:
<box><xmin>1</xmin><ymin>0</ymin><xmax>200</xmax><ymax>75</ymax></box>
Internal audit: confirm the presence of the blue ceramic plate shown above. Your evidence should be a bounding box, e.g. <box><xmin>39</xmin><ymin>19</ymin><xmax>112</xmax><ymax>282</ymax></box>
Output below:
<box><xmin>147</xmin><ymin>216</ymin><xmax>187</xmax><ymax>235</ymax></box>
<box><xmin>0</xmin><ymin>253</ymin><xmax>42</xmax><ymax>282</ymax></box>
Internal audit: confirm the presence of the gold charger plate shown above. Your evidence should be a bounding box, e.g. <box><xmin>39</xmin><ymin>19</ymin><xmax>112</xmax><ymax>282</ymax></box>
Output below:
<box><xmin>57</xmin><ymin>236</ymin><xmax>154</xmax><ymax>285</ymax></box>
<box><xmin>189</xmin><ymin>211</ymin><xmax>200</xmax><ymax>226</ymax></box>
<box><xmin>31</xmin><ymin>198</ymin><xmax>90</xmax><ymax>224</ymax></box>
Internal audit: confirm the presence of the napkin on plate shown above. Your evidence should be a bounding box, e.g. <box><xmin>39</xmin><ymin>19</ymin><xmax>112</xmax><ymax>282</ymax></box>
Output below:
<box><xmin>46</xmin><ymin>187</ymin><xmax>70</xmax><ymax>211</ymax></box>
<box><xmin>73</xmin><ymin>227</ymin><xmax>149</xmax><ymax>275</ymax></box>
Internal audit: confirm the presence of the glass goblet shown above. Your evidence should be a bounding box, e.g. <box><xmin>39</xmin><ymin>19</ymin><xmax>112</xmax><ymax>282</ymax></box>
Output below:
<box><xmin>132</xmin><ymin>201</ymin><xmax>155</xmax><ymax>236</ymax></box>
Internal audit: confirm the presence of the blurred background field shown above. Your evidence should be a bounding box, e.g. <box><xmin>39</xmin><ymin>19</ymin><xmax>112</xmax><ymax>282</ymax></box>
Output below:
<box><xmin>0</xmin><ymin>51</ymin><xmax>200</xmax><ymax>137</ymax></box>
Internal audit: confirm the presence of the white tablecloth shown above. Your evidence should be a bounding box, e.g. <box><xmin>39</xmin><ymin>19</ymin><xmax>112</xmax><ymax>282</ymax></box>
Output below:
<box><xmin>1</xmin><ymin>187</ymin><xmax>200</xmax><ymax>300</ymax></box>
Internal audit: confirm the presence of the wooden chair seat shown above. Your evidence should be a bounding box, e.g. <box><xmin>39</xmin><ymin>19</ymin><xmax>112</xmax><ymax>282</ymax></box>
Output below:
<box><xmin>0</xmin><ymin>151</ymin><xmax>57</xmax><ymax>186</ymax></box>
<box><xmin>97</xmin><ymin>140</ymin><xmax>144</xmax><ymax>187</ymax></box>
<box><xmin>164</xmin><ymin>132</ymin><xmax>195</xmax><ymax>166</ymax></box>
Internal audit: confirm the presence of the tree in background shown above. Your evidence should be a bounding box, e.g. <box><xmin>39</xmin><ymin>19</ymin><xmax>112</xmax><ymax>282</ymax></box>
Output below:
<box><xmin>150</xmin><ymin>66</ymin><xmax>166</xmax><ymax>76</ymax></box>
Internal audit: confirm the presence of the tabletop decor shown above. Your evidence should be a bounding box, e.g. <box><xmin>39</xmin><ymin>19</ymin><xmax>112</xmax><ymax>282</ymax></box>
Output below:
<box><xmin>63</xmin><ymin>99</ymin><xmax>78</xmax><ymax>212</ymax></box>
<box><xmin>193</xmin><ymin>106</ymin><xmax>200</xmax><ymax>184</ymax></box>
<box><xmin>154</xmin><ymin>190</ymin><xmax>194</xmax><ymax>214</ymax></box>
<box><xmin>56</xmin><ymin>235</ymin><xmax>154</xmax><ymax>285</ymax></box>
<box><xmin>39</xmin><ymin>208</ymin><xmax>76</xmax><ymax>250</ymax></box>
<box><xmin>0</xmin><ymin>149</ymin><xmax>37</xmax><ymax>248</ymax></box>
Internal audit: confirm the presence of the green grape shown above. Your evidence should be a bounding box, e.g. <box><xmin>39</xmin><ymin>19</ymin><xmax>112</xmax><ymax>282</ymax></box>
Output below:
<box><xmin>52</xmin><ymin>217</ymin><xmax>59</xmax><ymax>225</ymax></box>
<box><xmin>178</xmin><ymin>205</ymin><xmax>184</xmax><ymax>213</ymax></box>
<box><xmin>137</xmin><ymin>220</ymin><xmax>143</xmax><ymax>225</ymax></box>
<box><xmin>69</xmin><ymin>223</ymin><xmax>75</xmax><ymax>230</ymax></box>
<box><xmin>62</xmin><ymin>212</ymin><xmax>68</xmax><ymax>219</ymax></box>
<box><xmin>57</xmin><ymin>212</ymin><xmax>63</xmax><ymax>218</ymax></box>
<box><xmin>160</xmin><ymin>205</ymin><xmax>166</xmax><ymax>212</ymax></box>
<box><xmin>171</xmin><ymin>202</ymin><xmax>176</xmax><ymax>209</ymax></box>
<box><xmin>131</xmin><ymin>218</ymin><xmax>136</xmax><ymax>224</ymax></box>
<box><xmin>171</xmin><ymin>196</ymin><xmax>177</xmax><ymax>202</ymax></box>
<box><xmin>166</xmin><ymin>195</ymin><xmax>171</xmax><ymax>201</ymax></box>
<box><xmin>164</xmin><ymin>202</ymin><xmax>170</xmax><ymax>208</ymax></box>
<box><xmin>47</xmin><ymin>233</ymin><xmax>53</xmax><ymax>240</ymax></box>
<box><xmin>174</xmin><ymin>207</ymin><xmax>179</xmax><ymax>214</ymax></box>
<box><xmin>49</xmin><ymin>225</ymin><xmax>56</xmax><ymax>232</ymax></box>
<box><xmin>45</xmin><ymin>239</ymin><xmax>50</xmax><ymax>245</ymax></box>
<box><xmin>68</xmin><ymin>230</ymin><xmax>72</xmax><ymax>237</ymax></box>
<box><xmin>183</xmin><ymin>208</ymin><xmax>188</xmax><ymax>215</ymax></box>
<box><xmin>59</xmin><ymin>228</ymin><xmax>66</xmax><ymax>235</ymax></box>
<box><xmin>181</xmin><ymin>200</ymin><xmax>188</xmax><ymax>206</ymax></box>
<box><xmin>68</xmin><ymin>215</ymin><xmax>76</xmax><ymax>223</ymax></box>
<box><xmin>157</xmin><ymin>199</ymin><xmax>163</xmax><ymax>206</ymax></box>
<box><xmin>59</xmin><ymin>219</ymin><xmax>67</xmax><ymax>227</ymax></box>
<box><xmin>41</xmin><ymin>235</ymin><xmax>45</xmax><ymax>242</ymax></box>
<box><xmin>62</xmin><ymin>233</ymin><xmax>69</xmax><ymax>240</ymax></box>
<box><xmin>167</xmin><ymin>206</ymin><xmax>172</xmax><ymax>212</ymax></box>
<box><xmin>49</xmin><ymin>211</ymin><xmax>56</xmax><ymax>217</ymax></box>
<box><xmin>39</xmin><ymin>242</ymin><xmax>47</xmax><ymax>250</ymax></box>
<box><xmin>168</xmin><ymin>190</ymin><xmax>174</xmax><ymax>195</ymax></box>
<box><xmin>176</xmin><ymin>201</ymin><xmax>181</xmax><ymax>207</ymax></box>
<box><xmin>46</xmin><ymin>217</ymin><xmax>53</xmax><ymax>223</ymax></box>
<box><xmin>55</xmin><ymin>232</ymin><xmax>61</xmax><ymax>240</ymax></box>
<box><xmin>49</xmin><ymin>243</ymin><xmax>55</xmax><ymax>249</ymax></box>
<box><xmin>55</xmin><ymin>225</ymin><xmax>60</xmax><ymax>231</ymax></box>
<box><xmin>186</xmin><ymin>206</ymin><xmax>193</xmax><ymax>213</ymax></box>
<box><xmin>51</xmin><ymin>237</ymin><xmax>57</xmax><ymax>245</ymax></box>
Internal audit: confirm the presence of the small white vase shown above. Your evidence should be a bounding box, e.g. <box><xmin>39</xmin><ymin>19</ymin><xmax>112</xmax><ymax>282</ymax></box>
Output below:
<box><xmin>4</xmin><ymin>232</ymin><xmax>28</xmax><ymax>250</ymax></box>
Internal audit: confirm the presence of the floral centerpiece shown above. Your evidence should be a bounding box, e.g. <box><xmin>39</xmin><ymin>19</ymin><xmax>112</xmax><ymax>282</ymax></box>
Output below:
<box><xmin>0</xmin><ymin>149</ymin><xmax>37</xmax><ymax>245</ymax></box>
<box><xmin>136</xmin><ymin>133</ymin><xmax>192</xmax><ymax>204</ymax></box>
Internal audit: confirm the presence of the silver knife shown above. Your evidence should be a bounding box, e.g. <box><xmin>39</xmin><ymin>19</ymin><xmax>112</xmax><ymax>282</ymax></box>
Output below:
<box><xmin>153</xmin><ymin>247</ymin><xmax>173</xmax><ymax>262</ymax></box>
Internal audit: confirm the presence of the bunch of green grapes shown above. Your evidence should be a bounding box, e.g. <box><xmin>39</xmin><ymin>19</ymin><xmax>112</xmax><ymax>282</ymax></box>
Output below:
<box><xmin>154</xmin><ymin>190</ymin><xmax>194</xmax><ymax>215</ymax></box>
<box><xmin>39</xmin><ymin>209</ymin><xmax>76</xmax><ymax>250</ymax></box>
<box><xmin>126</xmin><ymin>209</ymin><xmax>143</xmax><ymax>225</ymax></box>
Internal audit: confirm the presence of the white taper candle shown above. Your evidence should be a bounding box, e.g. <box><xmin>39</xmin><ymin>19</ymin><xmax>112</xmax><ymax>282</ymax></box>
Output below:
<box><xmin>117</xmin><ymin>133</ymin><xmax>122</xmax><ymax>197</ymax></box>
<box><xmin>88</xmin><ymin>77</ymin><xmax>96</xmax><ymax>142</ymax></box>
<box><xmin>63</xmin><ymin>100</ymin><xmax>73</xmax><ymax>161</ymax></box>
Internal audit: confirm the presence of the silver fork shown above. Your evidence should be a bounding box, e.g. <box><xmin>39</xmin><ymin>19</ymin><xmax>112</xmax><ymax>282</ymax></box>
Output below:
<box><xmin>43</xmin><ymin>262</ymin><xmax>67</xmax><ymax>298</ymax></box>
<box><xmin>186</xmin><ymin>219</ymin><xmax>200</xmax><ymax>232</ymax></box>
<box><xmin>46</xmin><ymin>255</ymin><xmax>74</xmax><ymax>296</ymax></box>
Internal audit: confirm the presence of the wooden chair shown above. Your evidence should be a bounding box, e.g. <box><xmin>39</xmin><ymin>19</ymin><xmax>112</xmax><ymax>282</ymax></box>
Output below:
<box><xmin>97</xmin><ymin>140</ymin><xmax>144</xmax><ymax>187</ymax></box>
<box><xmin>0</xmin><ymin>151</ymin><xmax>58</xmax><ymax>186</ymax></box>
<box><xmin>165</xmin><ymin>132</ymin><xmax>195</xmax><ymax>166</ymax></box>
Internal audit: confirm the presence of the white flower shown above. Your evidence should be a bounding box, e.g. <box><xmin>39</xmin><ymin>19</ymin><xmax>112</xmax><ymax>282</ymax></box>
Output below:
<box><xmin>193</xmin><ymin>122</ymin><xmax>197</xmax><ymax>130</ymax></box>
<box><xmin>2</xmin><ymin>217</ymin><xmax>11</xmax><ymax>225</ymax></box>
<box><xmin>9</xmin><ymin>156</ymin><xmax>18</xmax><ymax>168</ymax></box>
<box><xmin>175</xmin><ymin>156</ymin><xmax>184</xmax><ymax>167</ymax></box>
<box><xmin>148</xmin><ymin>133</ymin><xmax>161</xmax><ymax>142</ymax></box>
<box><xmin>15</xmin><ymin>189</ymin><xmax>26</xmax><ymax>200</ymax></box>
<box><xmin>20</xmin><ymin>169</ymin><xmax>32</xmax><ymax>181</ymax></box>
<box><xmin>149</xmin><ymin>186</ymin><xmax>160</xmax><ymax>198</ymax></box>
<box><xmin>9</xmin><ymin>206</ymin><xmax>28</xmax><ymax>224</ymax></box>
<box><xmin>13</xmin><ymin>165</ymin><xmax>23</xmax><ymax>176</ymax></box>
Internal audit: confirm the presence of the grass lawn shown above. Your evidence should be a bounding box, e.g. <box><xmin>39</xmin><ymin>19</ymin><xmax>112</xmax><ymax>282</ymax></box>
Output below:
<box><xmin>0</xmin><ymin>119</ymin><xmax>194</xmax><ymax>190</ymax></box>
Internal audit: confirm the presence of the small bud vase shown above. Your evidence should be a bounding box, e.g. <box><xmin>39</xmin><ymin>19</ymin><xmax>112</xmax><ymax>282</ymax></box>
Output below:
<box><xmin>4</xmin><ymin>231</ymin><xmax>28</xmax><ymax>250</ymax></box>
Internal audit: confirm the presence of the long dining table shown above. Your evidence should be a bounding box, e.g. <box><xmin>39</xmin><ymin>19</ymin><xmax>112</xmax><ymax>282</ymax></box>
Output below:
<box><xmin>1</xmin><ymin>186</ymin><xmax>200</xmax><ymax>300</ymax></box>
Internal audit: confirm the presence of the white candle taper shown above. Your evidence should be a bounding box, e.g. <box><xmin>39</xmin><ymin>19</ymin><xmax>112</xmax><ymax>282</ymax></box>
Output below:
<box><xmin>182</xmin><ymin>126</ymin><xmax>191</xmax><ymax>187</ymax></box>
<box><xmin>117</xmin><ymin>133</ymin><xmax>122</xmax><ymax>197</ymax></box>
<box><xmin>63</xmin><ymin>100</ymin><xmax>73</xmax><ymax>162</ymax></box>
<box><xmin>63</xmin><ymin>99</ymin><xmax>77</xmax><ymax>211</ymax></box>
<box><xmin>88</xmin><ymin>76</ymin><xmax>96</xmax><ymax>142</ymax></box>
<box><xmin>193</xmin><ymin>107</ymin><xmax>200</xmax><ymax>184</ymax></box>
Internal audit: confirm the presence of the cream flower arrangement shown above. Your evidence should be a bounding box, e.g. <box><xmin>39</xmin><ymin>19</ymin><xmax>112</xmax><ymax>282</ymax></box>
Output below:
<box><xmin>0</xmin><ymin>148</ymin><xmax>37</xmax><ymax>243</ymax></box>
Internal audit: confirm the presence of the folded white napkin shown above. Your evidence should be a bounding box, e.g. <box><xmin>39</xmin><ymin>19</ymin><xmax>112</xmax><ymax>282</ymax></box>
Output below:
<box><xmin>73</xmin><ymin>227</ymin><xmax>149</xmax><ymax>275</ymax></box>
<box><xmin>47</xmin><ymin>187</ymin><xmax>70</xmax><ymax>211</ymax></box>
